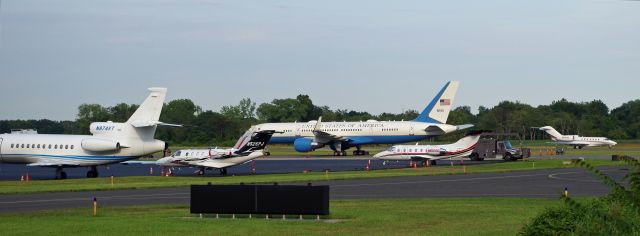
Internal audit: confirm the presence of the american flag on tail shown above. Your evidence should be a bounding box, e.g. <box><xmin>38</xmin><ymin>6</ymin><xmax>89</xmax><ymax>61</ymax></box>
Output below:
<box><xmin>440</xmin><ymin>99</ymin><xmax>451</xmax><ymax>106</ymax></box>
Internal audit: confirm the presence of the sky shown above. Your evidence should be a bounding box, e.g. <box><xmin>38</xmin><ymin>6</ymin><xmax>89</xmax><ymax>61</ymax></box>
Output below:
<box><xmin>0</xmin><ymin>0</ymin><xmax>639</xmax><ymax>121</ymax></box>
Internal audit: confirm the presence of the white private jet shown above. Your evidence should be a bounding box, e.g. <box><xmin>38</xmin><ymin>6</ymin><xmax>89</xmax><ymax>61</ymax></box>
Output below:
<box><xmin>539</xmin><ymin>126</ymin><xmax>617</xmax><ymax>149</ymax></box>
<box><xmin>254</xmin><ymin>81</ymin><xmax>473</xmax><ymax>156</ymax></box>
<box><xmin>156</xmin><ymin>129</ymin><xmax>279</xmax><ymax>175</ymax></box>
<box><xmin>0</xmin><ymin>87</ymin><xmax>178</xmax><ymax>179</ymax></box>
<box><xmin>373</xmin><ymin>130</ymin><xmax>482</xmax><ymax>164</ymax></box>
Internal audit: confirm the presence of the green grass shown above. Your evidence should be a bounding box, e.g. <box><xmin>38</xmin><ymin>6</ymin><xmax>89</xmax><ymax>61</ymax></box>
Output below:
<box><xmin>0</xmin><ymin>158</ymin><xmax>623</xmax><ymax>194</ymax></box>
<box><xmin>0</xmin><ymin>198</ymin><xmax>564</xmax><ymax>236</ymax></box>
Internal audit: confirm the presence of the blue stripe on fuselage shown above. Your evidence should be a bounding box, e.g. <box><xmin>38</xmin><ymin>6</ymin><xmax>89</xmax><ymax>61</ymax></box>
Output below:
<box><xmin>269</xmin><ymin>135</ymin><xmax>430</xmax><ymax>145</ymax></box>
<box><xmin>1</xmin><ymin>154</ymin><xmax>135</xmax><ymax>161</ymax></box>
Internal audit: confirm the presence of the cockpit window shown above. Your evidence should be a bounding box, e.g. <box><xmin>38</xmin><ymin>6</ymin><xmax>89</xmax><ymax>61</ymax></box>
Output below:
<box><xmin>174</xmin><ymin>151</ymin><xmax>181</xmax><ymax>156</ymax></box>
<box><xmin>386</xmin><ymin>147</ymin><xmax>396</xmax><ymax>152</ymax></box>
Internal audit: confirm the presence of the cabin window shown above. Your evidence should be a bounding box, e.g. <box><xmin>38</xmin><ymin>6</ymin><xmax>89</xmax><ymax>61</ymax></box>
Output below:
<box><xmin>54</xmin><ymin>145</ymin><xmax>58</xmax><ymax>149</ymax></box>
<box><xmin>37</xmin><ymin>144</ymin><xmax>40</xmax><ymax>148</ymax></box>
<box><xmin>71</xmin><ymin>145</ymin><xmax>74</xmax><ymax>149</ymax></box>
<box><xmin>65</xmin><ymin>145</ymin><xmax>69</xmax><ymax>149</ymax></box>
<box><xmin>27</xmin><ymin>144</ymin><xmax>30</xmax><ymax>148</ymax></box>
<box><xmin>10</xmin><ymin>144</ymin><xmax>14</xmax><ymax>148</ymax></box>
<box><xmin>48</xmin><ymin>144</ymin><xmax>52</xmax><ymax>149</ymax></box>
<box><xmin>186</xmin><ymin>152</ymin><xmax>189</xmax><ymax>157</ymax></box>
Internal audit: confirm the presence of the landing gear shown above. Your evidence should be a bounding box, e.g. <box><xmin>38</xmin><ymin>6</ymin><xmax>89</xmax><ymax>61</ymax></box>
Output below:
<box><xmin>220</xmin><ymin>168</ymin><xmax>228</xmax><ymax>176</ymax></box>
<box><xmin>86</xmin><ymin>166</ymin><xmax>99</xmax><ymax>178</ymax></box>
<box><xmin>429</xmin><ymin>160</ymin><xmax>437</xmax><ymax>166</ymax></box>
<box><xmin>332</xmin><ymin>151</ymin><xmax>348</xmax><ymax>156</ymax></box>
<box><xmin>352</xmin><ymin>150</ymin><xmax>370</xmax><ymax>156</ymax></box>
<box><xmin>352</xmin><ymin>146</ymin><xmax>370</xmax><ymax>156</ymax></box>
<box><xmin>197</xmin><ymin>168</ymin><xmax>205</xmax><ymax>176</ymax></box>
<box><xmin>55</xmin><ymin>167</ymin><xmax>67</xmax><ymax>180</ymax></box>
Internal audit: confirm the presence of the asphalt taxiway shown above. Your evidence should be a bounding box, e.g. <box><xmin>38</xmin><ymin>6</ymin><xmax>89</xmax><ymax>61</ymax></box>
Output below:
<box><xmin>0</xmin><ymin>166</ymin><xmax>625</xmax><ymax>213</ymax></box>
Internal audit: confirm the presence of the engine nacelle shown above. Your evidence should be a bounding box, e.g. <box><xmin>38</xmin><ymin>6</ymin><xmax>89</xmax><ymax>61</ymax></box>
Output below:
<box><xmin>89</xmin><ymin>122</ymin><xmax>124</xmax><ymax>135</ymax></box>
<box><xmin>425</xmin><ymin>148</ymin><xmax>448</xmax><ymax>156</ymax></box>
<box><xmin>81</xmin><ymin>138</ymin><xmax>121</xmax><ymax>152</ymax></box>
<box><xmin>293</xmin><ymin>138</ymin><xmax>322</xmax><ymax>152</ymax></box>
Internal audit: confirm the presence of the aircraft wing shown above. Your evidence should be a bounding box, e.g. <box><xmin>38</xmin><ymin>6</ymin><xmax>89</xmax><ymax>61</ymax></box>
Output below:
<box><xmin>311</xmin><ymin>117</ymin><xmax>347</xmax><ymax>143</ymax></box>
<box><xmin>27</xmin><ymin>160</ymin><xmax>81</xmax><ymax>167</ymax></box>
<box><xmin>190</xmin><ymin>160</ymin><xmax>236</xmax><ymax>169</ymax></box>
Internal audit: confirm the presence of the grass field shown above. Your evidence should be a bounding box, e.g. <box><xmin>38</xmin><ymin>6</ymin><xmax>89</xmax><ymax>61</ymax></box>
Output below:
<box><xmin>0</xmin><ymin>198</ymin><xmax>565</xmax><ymax>236</ymax></box>
<box><xmin>0</xmin><ymin>158</ymin><xmax>623</xmax><ymax>194</ymax></box>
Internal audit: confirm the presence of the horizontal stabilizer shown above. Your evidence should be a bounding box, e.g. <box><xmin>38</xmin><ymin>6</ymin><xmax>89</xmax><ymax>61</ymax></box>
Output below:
<box><xmin>130</xmin><ymin>120</ymin><xmax>183</xmax><ymax>128</ymax></box>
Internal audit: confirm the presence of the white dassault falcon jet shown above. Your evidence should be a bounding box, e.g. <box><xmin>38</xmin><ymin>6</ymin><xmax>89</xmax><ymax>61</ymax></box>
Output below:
<box><xmin>0</xmin><ymin>88</ymin><xmax>177</xmax><ymax>179</ymax></box>
<box><xmin>539</xmin><ymin>126</ymin><xmax>617</xmax><ymax>149</ymax></box>
<box><xmin>156</xmin><ymin>129</ymin><xmax>279</xmax><ymax>175</ymax></box>
<box><xmin>373</xmin><ymin>130</ymin><xmax>482</xmax><ymax>164</ymax></box>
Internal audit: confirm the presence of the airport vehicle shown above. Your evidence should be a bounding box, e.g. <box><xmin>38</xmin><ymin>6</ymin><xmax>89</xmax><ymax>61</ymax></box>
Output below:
<box><xmin>468</xmin><ymin>134</ymin><xmax>524</xmax><ymax>161</ymax></box>
<box><xmin>373</xmin><ymin>130</ymin><xmax>482</xmax><ymax>164</ymax></box>
<box><xmin>539</xmin><ymin>126</ymin><xmax>617</xmax><ymax>149</ymax></box>
<box><xmin>253</xmin><ymin>81</ymin><xmax>473</xmax><ymax>156</ymax></box>
<box><xmin>156</xmin><ymin>129</ymin><xmax>279</xmax><ymax>175</ymax></box>
<box><xmin>0</xmin><ymin>88</ymin><xmax>176</xmax><ymax>179</ymax></box>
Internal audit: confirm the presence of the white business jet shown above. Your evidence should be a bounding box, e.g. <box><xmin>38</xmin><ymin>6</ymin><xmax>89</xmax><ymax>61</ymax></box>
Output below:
<box><xmin>0</xmin><ymin>88</ymin><xmax>177</xmax><ymax>179</ymax></box>
<box><xmin>156</xmin><ymin>129</ymin><xmax>279</xmax><ymax>175</ymax></box>
<box><xmin>539</xmin><ymin>126</ymin><xmax>617</xmax><ymax>149</ymax></box>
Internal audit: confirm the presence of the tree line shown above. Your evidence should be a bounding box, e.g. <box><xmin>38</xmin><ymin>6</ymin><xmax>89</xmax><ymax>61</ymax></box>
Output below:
<box><xmin>1</xmin><ymin>96</ymin><xmax>639</xmax><ymax>146</ymax></box>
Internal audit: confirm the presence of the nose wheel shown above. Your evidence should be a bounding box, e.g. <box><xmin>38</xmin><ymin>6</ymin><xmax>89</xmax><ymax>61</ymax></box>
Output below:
<box><xmin>55</xmin><ymin>167</ymin><xmax>68</xmax><ymax>180</ymax></box>
<box><xmin>86</xmin><ymin>166</ymin><xmax>99</xmax><ymax>178</ymax></box>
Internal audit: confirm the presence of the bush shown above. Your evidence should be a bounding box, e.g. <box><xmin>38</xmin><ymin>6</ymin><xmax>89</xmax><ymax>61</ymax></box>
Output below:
<box><xmin>520</xmin><ymin>158</ymin><xmax>640</xmax><ymax>235</ymax></box>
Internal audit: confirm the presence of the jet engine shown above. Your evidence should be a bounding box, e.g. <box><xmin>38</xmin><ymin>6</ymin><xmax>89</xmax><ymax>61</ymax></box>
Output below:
<box><xmin>293</xmin><ymin>138</ymin><xmax>323</xmax><ymax>152</ymax></box>
<box><xmin>81</xmin><ymin>138</ymin><xmax>122</xmax><ymax>152</ymax></box>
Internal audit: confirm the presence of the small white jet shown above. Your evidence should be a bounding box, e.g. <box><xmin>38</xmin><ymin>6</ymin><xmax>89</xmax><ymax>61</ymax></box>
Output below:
<box><xmin>254</xmin><ymin>81</ymin><xmax>473</xmax><ymax>156</ymax></box>
<box><xmin>539</xmin><ymin>126</ymin><xmax>617</xmax><ymax>149</ymax></box>
<box><xmin>373</xmin><ymin>131</ymin><xmax>482</xmax><ymax>164</ymax></box>
<box><xmin>156</xmin><ymin>129</ymin><xmax>279</xmax><ymax>175</ymax></box>
<box><xmin>0</xmin><ymin>88</ymin><xmax>177</xmax><ymax>179</ymax></box>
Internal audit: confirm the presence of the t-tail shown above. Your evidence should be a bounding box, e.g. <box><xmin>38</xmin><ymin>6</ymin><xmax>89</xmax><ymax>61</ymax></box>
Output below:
<box><xmin>89</xmin><ymin>87</ymin><xmax>178</xmax><ymax>141</ymax></box>
<box><xmin>414</xmin><ymin>81</ymin><xmax>459</xmax><ymax>124</ymax></box>
<box><xmin>234</xmin><ymin>130</ymin><xmax>279</xmax><ymax>155</ymax></box>
<box><xmin>451</xmin><ymin>130</ymin><xmax>483</xmax><ymax>148</ymax></box>
<box><xmin>539</xmin><ymin>126</ymin><xmax>563</xmax><ymax>140</ymax></box>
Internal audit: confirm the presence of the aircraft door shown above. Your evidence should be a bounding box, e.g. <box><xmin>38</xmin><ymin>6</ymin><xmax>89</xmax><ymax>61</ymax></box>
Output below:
<box><xmin>0</xmin><ymin>138</ymin><xmax>3</xmax><ymax>161</ymax></box>
<box><xmin>409</xmin><ymin>125</ymin><xmax>415</xmax><ymax>136</ymax></box>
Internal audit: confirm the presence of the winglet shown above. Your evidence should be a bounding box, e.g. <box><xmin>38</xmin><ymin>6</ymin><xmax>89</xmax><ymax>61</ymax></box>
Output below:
<box><xmin>313</xmin><ymin>116</ymin><xmax>323</xmax><ymax>131</ymax></box>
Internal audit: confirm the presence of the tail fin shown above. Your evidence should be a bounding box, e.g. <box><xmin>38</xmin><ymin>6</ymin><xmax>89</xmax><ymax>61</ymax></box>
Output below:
<box><xmin>539</xmin><ymin>126</ymin><xmax>563</xmax><ymax>139</ymax></box>
<box><xmin>126</xmin><ymin>87</ymin><xmax>167</xmax><ymax>126</ymax></box>
<box><xmin>414</xmin><ymin>81</ymin><xmax>459</xmax><ymax>124</ymax></box>
<box><xmin>234</xmin><ymin>130</ymin><xmax>278</xmax><ymax>154</ymax></box>
<box><xmin>452</xmin><ymin>130</ymin><xmax>482</xmax><ymax>147</ymax></box>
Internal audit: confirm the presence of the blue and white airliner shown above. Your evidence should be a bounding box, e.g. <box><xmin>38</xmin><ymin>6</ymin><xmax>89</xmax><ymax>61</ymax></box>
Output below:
<box><xmin>253</xmin><ymin>81</ymin><xmax>473</xmax><ymax>156</ymax></box>
<box><xmin>0</xmin><ymin>88</ymin><xmax>177</xmax><ymax>179</ymax></box>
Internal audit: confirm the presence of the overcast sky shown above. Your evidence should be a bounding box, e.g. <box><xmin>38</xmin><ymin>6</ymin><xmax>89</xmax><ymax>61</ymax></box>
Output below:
<box><xmin>0</xmin><ymin>0</ymin><xmax>638</xmax><ymax>121</ymax></box>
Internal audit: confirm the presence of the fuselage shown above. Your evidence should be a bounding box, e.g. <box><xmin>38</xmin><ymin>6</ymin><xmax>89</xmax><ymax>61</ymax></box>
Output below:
<box><xmin>552</xmin><ymin>136</ymin><xmax>617</xmax><ymax>147</ymax></box>
<box><xmin>255</xmin><ymin>120</ymin><xmax>457</xmax><ymax>145</ymax></box>
<box><xmin>373</xmin><ymin>143</ymin><xmax>476</xmax><ymax>161</ymax></box>
<box><xmin>0</xmin><ymin>133</ymin><xmax>165</xmax><ymax>167</ymax></box>
<box><xmin>156</xmin><ymin>148</ymin><xmax>263</xmax><ymax>168</ymax></box>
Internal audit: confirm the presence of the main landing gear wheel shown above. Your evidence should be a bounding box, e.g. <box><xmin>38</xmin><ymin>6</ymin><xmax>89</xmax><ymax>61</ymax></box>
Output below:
<box><xmin>352</xmin><ymin>150</ymin><xmax>371</xmax><ymax>156</ymax></box>
<box><xmin>197</xmin><ymin>168</ymin><xmax>205</xmax><ymax>176</ymax></box>
<box><xmin>220</xmin><ymin>168</ymin><xmax>228</xmax><ymax>176</ymax></box>
<box><xmin>55</xmin><ymin>167</ymin><xmax>68</xmax><ymax>180</ymax></box>
<box><xmin>333</xmin><ymin>151</ymin><xmax>348</xmax><ymax>156</ymax></box>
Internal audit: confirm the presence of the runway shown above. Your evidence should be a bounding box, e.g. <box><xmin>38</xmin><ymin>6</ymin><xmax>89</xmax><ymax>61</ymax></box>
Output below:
<box><xmin>0</xmin><ymin>157</ymin><xmax>500</xmax><ymax>180</ymax></box>
<box><xmin>0</xmin><ymin>165</ymin><xmax>626</xmax><ymax>213</ymax></box>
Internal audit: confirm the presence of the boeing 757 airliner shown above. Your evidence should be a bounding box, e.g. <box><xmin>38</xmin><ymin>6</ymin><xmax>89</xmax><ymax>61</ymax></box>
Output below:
<box><xmin>253</xmin><ymin>81</ymin><xmax>473</xmax><ymax>156</ymax></box>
